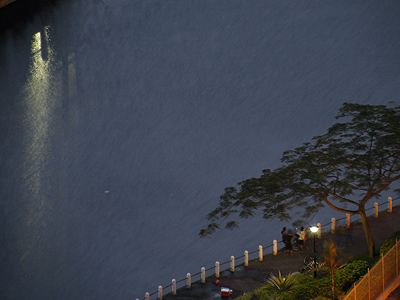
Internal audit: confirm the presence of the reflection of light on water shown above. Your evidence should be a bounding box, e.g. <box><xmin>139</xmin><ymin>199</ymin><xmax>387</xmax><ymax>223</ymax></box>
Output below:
<box><xmin>68</xmin><ymin>52</ymin><xmax>77</xmax><ymax>97</ymax></box>
<box><xmin>19</xmin><ymin>25</ymin><xmax>60</xmax><ymax>264</ymax></box>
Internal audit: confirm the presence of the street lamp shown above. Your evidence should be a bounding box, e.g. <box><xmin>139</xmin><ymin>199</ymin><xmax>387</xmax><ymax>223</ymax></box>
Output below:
<box><xmin>310</xmin><ymin>225</ymin><xmax>319</xmax><ymax>278</ymax></box>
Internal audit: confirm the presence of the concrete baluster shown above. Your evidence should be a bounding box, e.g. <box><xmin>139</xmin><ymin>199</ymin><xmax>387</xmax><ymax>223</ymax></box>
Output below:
<box><xmin>244</xmin><ymin>250</ymin><xmax>248</xmax><ymax>266</ymax></box>
<box><xmin>172</xmin><ymin>279</ymin><xmax>176</xmax><ymax>295</ymax></box>
<box><xmin>259</xmin><ymin>245</ymin><xmax>263</xmax><ymax>261</ymax></box>
<box><xmin>215</xmin><ymin>261</ymin><xmax>220</xmax><ymax>278</ymax></box>
<box><xmin>187</xmin><ymin>273</ymin><xmax>191</xmax><ymax>289</ymax></box>
<box><xmin>158</xmin><ymin>286</ymin><xmax>162</xmax><ymax>300</ymax></box>
<box><xmin>201</xmin><ymin>267</ymin><xmax>205</xmax><ymax>283</ymax></box>
<box><xmin>273</xmin><ymin>240</ymin><xmax>278</xmax><ymax>255</ymax></box>
<box><xmin>230</xmin><ymin>256</ymin><xmax>235</xmax><ymax>272</ymax></box>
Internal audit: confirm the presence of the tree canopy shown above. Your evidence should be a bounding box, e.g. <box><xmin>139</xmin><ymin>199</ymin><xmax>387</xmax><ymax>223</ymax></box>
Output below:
<box><xmin>200</xmin><ymin>103</ymin><xmax>400</xmax><ymax>256</ymax></box>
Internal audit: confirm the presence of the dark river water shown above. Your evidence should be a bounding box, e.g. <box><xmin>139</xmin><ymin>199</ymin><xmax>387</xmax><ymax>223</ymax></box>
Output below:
<box><xmin>1</xmin><ymin>0</ymin><xmax>399</xmax><ymax>299</ymax></box>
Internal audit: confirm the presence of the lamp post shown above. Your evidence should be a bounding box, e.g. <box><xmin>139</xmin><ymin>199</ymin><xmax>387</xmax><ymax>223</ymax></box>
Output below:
<box><xmin>310</xmin><ymin>225</ymin><xmax>319</xmax><ymax>278</ymax></box>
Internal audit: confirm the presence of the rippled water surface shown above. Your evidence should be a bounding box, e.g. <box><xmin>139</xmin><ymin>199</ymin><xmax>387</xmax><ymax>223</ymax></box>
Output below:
<box><xmin>1</xmin><ymin>0</ymin><xmax>400</xmax><ymax>299</ymax></box>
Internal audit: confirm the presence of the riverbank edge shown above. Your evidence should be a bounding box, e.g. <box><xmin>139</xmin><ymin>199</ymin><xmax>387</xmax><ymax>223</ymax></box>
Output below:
<box><xmin>158</xmin><ymin>203</ymin><xmax>400</xmax><ymax>300</ymax></box>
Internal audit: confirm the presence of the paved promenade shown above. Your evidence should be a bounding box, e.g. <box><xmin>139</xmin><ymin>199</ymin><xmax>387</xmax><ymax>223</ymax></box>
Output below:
<box><xmin>163</xmin><ymin>205</ymin><xmax>400</xmax><ymax>300</ymax></box>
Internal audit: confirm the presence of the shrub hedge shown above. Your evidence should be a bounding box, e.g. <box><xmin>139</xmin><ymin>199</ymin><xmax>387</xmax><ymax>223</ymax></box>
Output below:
<box><xmin>380</xmin><ymin>230</ymin><xmax>400</xmax><ymax>255</ymax></box>
<box><xmin>236</xmin><ymin>231</ymin><xmax>400</xmax><ymax>300</ymax></box>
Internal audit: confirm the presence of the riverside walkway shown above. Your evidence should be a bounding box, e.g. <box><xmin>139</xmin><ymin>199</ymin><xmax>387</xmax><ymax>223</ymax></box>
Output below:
<box><xmin>159</xmin><ymin>204</ymin><xmax>400</xmax><ymax>300</ymax></box>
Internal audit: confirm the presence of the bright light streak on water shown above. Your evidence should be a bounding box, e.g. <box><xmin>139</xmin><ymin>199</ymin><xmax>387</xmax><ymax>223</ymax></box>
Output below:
<box><xmin>16</xmin><ymin>26</ymin><xmax>65</xmax><ymax>293</ymax></box>
<box><xmin>0</xmin><ymin>1</ymin><xmax>399</xmax><ymax>299</ymax></box>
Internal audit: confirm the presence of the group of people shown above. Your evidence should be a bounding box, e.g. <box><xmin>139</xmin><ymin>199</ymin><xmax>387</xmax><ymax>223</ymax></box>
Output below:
<box><xmin>281</xmin><ymin>226</ymin><xmax>306</xmax><ymax>257</ymax></box>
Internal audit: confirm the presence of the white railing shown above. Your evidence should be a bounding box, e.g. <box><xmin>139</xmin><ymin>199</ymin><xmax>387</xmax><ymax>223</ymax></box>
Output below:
<box><xmin>138</xmin><ymin>197</ymin><xmax>399</xmax><ymax>300</ymax></box>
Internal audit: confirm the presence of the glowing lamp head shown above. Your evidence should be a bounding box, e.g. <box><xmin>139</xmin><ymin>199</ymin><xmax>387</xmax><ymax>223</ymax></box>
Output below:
<box><xmin>310</xmin><ymin>226</ymin><xmax>318</xmax><ymax>233</ymax></box>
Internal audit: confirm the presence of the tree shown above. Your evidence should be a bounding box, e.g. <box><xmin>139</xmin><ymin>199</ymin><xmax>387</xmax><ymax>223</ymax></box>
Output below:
<box><xmin>200</xmin><ymin>103</ymin><xmax>400</xmax><ymax>257</ymax></box>
<box><xmin>322</xmin><ymin>240</ymin><xmax>343</xmax><ymax>299</ymax></box>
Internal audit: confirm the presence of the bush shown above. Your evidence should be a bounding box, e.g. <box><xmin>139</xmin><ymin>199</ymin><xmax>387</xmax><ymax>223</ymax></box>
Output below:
<box><xmin>235</xmin><ymin>231</ymin><xmax>400</xmax><ymax>299</ymax></box>
<box><xmin>289</xmin><ymin>260</ymin><xmax>369</xmax><ymax>300</ymax></box>
<box><xmin>335</xmin><ymin>260</ymin><xmax>368</xmax><ymax>291</ymax></box>
<box><xmin>380</xmin><ymin>230</ymin><xmax>400</xmax><ymax>255</ymax></box>
<box><xmin>237</xmin><ymin>260</ymin><xmax>369</xmax><ymax>300</ymax></box>
<box><xmin>348</xmin><ymin>253</ymin><xmax>379</xmax><ymax>269</ymax></box>
<box><xmin>235</xmin><ymin>287</ymin><xmax>269</xmax><ymax>300</ymax></box>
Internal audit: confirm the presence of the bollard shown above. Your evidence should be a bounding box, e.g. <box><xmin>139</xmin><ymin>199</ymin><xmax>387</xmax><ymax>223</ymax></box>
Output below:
<box><xmin>201</xmin><ymin>267</ymin><xmax>205</xmax><ymax>283</ymax></box>
<box><xmin>396</xmin><ymin>239</ymin><xmax>398</xmax><ymax>277</ymax></box>
<box><xmin>273</xmin><ymin>240</ymin><xmax>278</xmax><ymax>255</ymax></box>
<box><xmin>230</xmin><ymin>256</ymin><xmax>235</xmax><ymax>272</ymax></box>
<box><xmin>172</xmin><ymin>279</ymin><xmax>176</xmax><ymax>295</ymax></box>
<box><xmin>259</xmin><ymin>245</ymin><xmax>263</xmax><ymax>261</ymax></box>
<box><xmin>375</xmin><ymin>202</ymin><xmax>378</xmax><ymax>218</ymax></box>
<box><xmin>244</xmin><ymin>250</ymin><xmax>249</xmax><ymax>266</ymax></box>
<box><xmin>145</xmin><ymin>292</ymin><xmax>150</xmax><ymax>300</ymax></box>
<box><xmin>187</xmin><ymin>273</ymin><xmax>191</xmax><ymax>289</ymax></box>
<box><xmin>158</xmin><ymin>286</ymin><xmax>163</xmax><ymax>300</ymax></box>
<box><xmin>331</xmin><ymin>217</ymin><xmax>336</xmax><ymax>233</ymax></box>
<box><xmin>347</xmin><ymin>213</ymin><xmax>351</xmax><ymax>228</ymax></box>
<box><xmin>215</xmin><ymin>261</ymin><xmax>220</xmax><ymax>278</ymax></box>
<box><xmin>389</xmin><ymin>197</ymin><xmax>393</xmax><ymax>213</ymax></box>
<box><xmin>318</xmin><ymin>223</ymin><xmax>322</xmax><ymax>239</ymax></box>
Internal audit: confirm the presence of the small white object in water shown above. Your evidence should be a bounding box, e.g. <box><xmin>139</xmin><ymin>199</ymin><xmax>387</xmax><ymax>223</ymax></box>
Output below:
<box><xmin>104</xmin><ymin>190</ymin><xmax>110</xmax><ymax>193</ymax></box>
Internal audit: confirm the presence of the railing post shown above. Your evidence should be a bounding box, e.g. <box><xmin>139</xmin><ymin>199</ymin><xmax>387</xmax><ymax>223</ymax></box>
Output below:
<box><xmin>389</xmin><ymin>197</ymin><xmax>393</xmax><ymax>213</ymax></box>
<box><xmin>375</xmin><ymin>202</ymin><xmax>379</xmax><ymax>218</ymax></box>
<box><xmin>354</xmin><ymin>282</ymin><xmax>356</xmax><ymax>299</ymax></box>
<box><xmin>259</xmin><ymin>245</ymin><xmax>263</xmax><ymax>261</ymax></box>
<box><xmin>146</xmin><ymin>292</ymin><xmax>150</xmax><ymax>300</ymax></box>
<box><xmin>158</xmin><ymin>286</ymin><xmax>163</xmax><ymax>300</ymax></box>
<box><xmin>396</xmin><ymin>239</ymin><xmax>398</xmax><ymax>276</ymax></box>
<box><xmin>187</xmin><ymin>273</ymin><xmax>191</xmax><ymax>289</ymax></box>
<box><xmin>273</xmin><ymin>240</ymin><xmax>278</xmax><ymax>255</ymax></box>
<box><xmin>215</xmin><ymin>261</ymin><xmax>220</xmax><ymax>278</ymax></box>
<box><xmin>172</xmin><ymin>279</ymin><xmax>176</xmax><ymax>295</ymax></box>
<box><xmin>331</xmin><ymin>217</ymin><xmax>336</xmax><ymax>233</ymax></box>
<box><xmin>230</xmin><ymin>256</ymin><xmax>235</xmax><ymax>272</ymax></box>
<box><xmin>201</xmin><ymin>267</ymin><xmax>205</xmax><ymax>283</ymax></box>
<box><xmin>347</xmin><ymin>213</ymin><xmax>351</xmax><ymax>228</ymax></box>
<box><xmin>382</xmin><ymin>253</ymin><xmax>385</xmax><ymax>292</ymax></box>
<box><xmin>317</xmin><ymin>223</ymin><xmax>322</xmax><ymax>239</ymax></box>
<box><xmin>244</xmin><ymin>250</ymin><xmax>248</xmax><ymax>266</ymax></box>
<box><xmin>368</xmin><ymin>268</ymin><xmax>371</xmax><ymax>300</ymax></box>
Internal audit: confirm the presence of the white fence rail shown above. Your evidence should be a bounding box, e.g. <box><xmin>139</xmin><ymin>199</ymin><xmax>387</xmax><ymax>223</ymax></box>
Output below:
<box><xmin>138</xmin><ymin>197</ymin><xmax>399</xmax><ymax>300</ymax></box>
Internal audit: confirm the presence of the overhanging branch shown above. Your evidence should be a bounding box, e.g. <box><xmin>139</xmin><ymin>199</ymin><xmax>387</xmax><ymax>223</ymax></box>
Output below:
<box><xmin>323</xmin><ymin>196</ymin><xmax>359</xmax><ymax>214</ymax></box>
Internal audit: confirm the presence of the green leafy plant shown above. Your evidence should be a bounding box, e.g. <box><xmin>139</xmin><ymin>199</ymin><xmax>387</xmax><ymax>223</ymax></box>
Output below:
<box><xmin>380</xmin><ymin>230</ymin><xmax>400</xmax><ymax>255</ymax></box>
<box><xmin>264</xmin><ymin>271</ymin><xmax>298</xmax><ymax>294</ymax></box>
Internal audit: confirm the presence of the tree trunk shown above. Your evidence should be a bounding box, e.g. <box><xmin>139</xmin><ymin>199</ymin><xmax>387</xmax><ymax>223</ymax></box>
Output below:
<box><xmin>359</xmin><ymin>210</ymin><xmax>376</xmax><ymax>257</ymax></box>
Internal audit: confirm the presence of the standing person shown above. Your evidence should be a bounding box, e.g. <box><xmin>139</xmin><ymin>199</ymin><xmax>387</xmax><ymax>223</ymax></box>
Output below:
<box><xmin>281</xmin><ymin>227</ymin><xmax>287</xmax><ymax>242</ymax></box>
<box><xmin>298</xmin><ymin>226</ymin><xmax>306</xmax><ymax>253</ymax></box>
<box><xmin>282</xmin><ymin>227</ymin><xmax>293</xmax><ymax>257</ymax></box>
<box><xmin>281</xmin><ymin>227</ymin><xmax>288</xmax><ymax>254</ymax></box>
